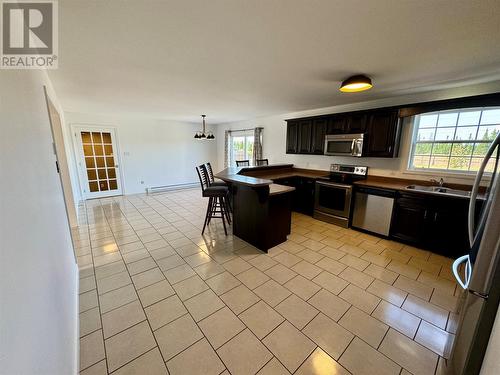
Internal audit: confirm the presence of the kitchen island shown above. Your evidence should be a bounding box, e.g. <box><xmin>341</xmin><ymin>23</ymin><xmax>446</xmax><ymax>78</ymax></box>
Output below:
<box><xmin>215</xmin><ymin>165</ymin><xmax>296</xmax><ymax>252</ymax></box>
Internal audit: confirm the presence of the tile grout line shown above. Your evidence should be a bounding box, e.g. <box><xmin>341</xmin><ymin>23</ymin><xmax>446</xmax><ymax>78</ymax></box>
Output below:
<box><xmin>79</xmin><ymin>200</ymin><xmax>110</xmax><ymax>373</ymax></box>
<box><xmin>79</xmin><ymin>193</ymin><xmax>459</xmax><ymax>375</ymax></box>
<box><xmin>121</xmin><ymin>194</ymin><xmax>233</xmax><ymax>373</ymax></box>
<box><xmin>102</xmin><ymin>196</ymin><xmax>174</xmax><ymax>372</ymax></box>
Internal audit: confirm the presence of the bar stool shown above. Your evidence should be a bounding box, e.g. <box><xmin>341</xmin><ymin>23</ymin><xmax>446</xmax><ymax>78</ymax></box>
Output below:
<box><xmin>205</xmin><ymin>162</ymin><xmax>227</xmax><ymax>187</ymax></box>
<box><xmin>196</xmin><ymin>165</ymin><xmax>231</xmax><ymax>235</ymax></box>
<box><xmin>205</xmin><ymin>162</ymin><xmax>232</xmax><ymax>212</ymax></box>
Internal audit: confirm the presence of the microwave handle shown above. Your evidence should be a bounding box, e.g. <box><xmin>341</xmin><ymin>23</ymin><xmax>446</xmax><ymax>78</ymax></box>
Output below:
<box><xmin>353</xmin><ymin>139</ymin><xmax>363</xmax><ymax>156</ymax></box>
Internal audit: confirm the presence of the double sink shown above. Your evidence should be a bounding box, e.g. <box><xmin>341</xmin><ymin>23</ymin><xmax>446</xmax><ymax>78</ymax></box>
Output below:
<box><xmin>406</xmin><ymin>184</ymin><xmax>471</xmax><ymax>198</ymax></box>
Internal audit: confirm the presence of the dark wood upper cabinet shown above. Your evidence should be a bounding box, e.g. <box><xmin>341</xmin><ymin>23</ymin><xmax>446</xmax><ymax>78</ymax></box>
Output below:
<box><xmin>345</xmin><ymin>112</ymin><xmax>368</xmax><ymax>133</ymax></box>
<box><xmin>364</xmin><ymin>110</ymin><xmax>401</xmax><ymax>157</ymax></box>
<box><xmin>285</xmin><ymin>92</ymin><xmax>498</xmax><ymax>158</ymax></box>
<box><xmin>286</xmin><ymin>108</ymin><xmax>401</xmax><ymax>157</ymax></box>
<box><xmin>286</xmin><ymin>121</ymin><xmax>299</xmax><ymax>154</ymax></box>
<box><xmin>311</xmin><ymin>119</ymin><xmax>327</xmax><ymax>154</ymax></box>
<box><xmin>286</xmin><ymin>118</ymin><xmax>327</xmax><ymax>155</ymax></box>
<box><xmin>298</xmin><ymin>120</ymin><xmax>313</xmax><ymax>153</ymax></box>
<box><xmin>327</xmin><ymin>116</ymin><xmax>347</xmax><ymax>134</ymax></box>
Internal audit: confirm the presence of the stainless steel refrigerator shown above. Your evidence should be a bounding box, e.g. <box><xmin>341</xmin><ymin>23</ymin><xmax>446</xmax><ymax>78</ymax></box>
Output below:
<box><xmin>448</xmin><ymin>132</ymin><xmax>500</xmax><ymax>374</ymax></box>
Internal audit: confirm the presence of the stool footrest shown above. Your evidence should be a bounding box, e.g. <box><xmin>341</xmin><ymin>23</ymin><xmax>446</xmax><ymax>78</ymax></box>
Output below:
<box><xmin>202</xmin><ymin>195</ymin><xmax>231</xmax><ymax>235</ymax></box>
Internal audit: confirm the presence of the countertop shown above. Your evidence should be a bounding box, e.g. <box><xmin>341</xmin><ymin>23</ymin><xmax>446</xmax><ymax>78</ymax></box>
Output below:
<box><xmin>269</xmin><ymin>184</ymin><xmax>295</xmax><ymax>195</ymax></box>
<box><xmin>215</xmin><ymin>167</ymin><xmax>275</xmax><ymax>187</ymax></box>
<box><xmin>353</xmin><ymin>177</ymin><xmax>416</xmax><ymax>191</ymax></box>
<box><xmin>216</xmin><ymin>164</ymin><xmax>476</xmax><ymax>199</ymax></box>
<box><xmin>215</xmin><ymin>165</ymin><xmax>297</xmax><ymax>195</ymax></box>
<box><xmin>353</xmin><ymin>176</ymin><xmax>476</xmax><ymax>199</ymax></box>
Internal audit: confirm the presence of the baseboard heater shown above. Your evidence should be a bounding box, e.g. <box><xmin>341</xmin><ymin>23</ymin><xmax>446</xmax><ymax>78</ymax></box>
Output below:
<box><xmin>146</xmin><ymin>182</ymin><xmax>198</xmax><ymax>195</ymax></box>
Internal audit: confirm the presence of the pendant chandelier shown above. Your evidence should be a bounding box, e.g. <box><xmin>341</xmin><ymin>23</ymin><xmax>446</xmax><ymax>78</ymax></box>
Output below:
<box><xmin>194</xmin><ymin>114</ymin><xmax>215</xmax><ymax>140</ymax></box>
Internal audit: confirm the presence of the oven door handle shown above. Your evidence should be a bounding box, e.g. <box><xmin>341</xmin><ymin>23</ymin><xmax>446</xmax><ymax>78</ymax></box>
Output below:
<box><xmin>350</xmin><ymin>139</ymin><xmax>356</xmax><ymax>154</ymax></box>
<box><xmin>316</xmin><ymin>181</ymin><xmax>353</xmax><ymax>190</ymax></box>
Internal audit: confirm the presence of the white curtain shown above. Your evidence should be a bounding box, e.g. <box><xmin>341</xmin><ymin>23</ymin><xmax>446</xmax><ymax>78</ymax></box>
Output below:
<box><xmin>253</xmin><ymin>127</ymin><xmax>263</xmax><ymax>165</ymax></box>
<box><xmin>224</xmin><ymin>130</ymin><xmax>231</xmax><ymax>168</ymax></box>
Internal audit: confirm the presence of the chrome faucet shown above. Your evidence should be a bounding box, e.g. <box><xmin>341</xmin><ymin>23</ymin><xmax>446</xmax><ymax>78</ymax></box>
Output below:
<box><xmin>430</xmin><ymin>178</ymin><xmax>444</xmax><ymax>187</ymax></box>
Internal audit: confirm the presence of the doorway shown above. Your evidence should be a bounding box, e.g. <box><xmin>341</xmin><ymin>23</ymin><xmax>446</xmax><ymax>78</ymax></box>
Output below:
<box><xmin>73</xmin><ymin>126</ymin><xmax>123</xmax><ymax>199</ymax></box>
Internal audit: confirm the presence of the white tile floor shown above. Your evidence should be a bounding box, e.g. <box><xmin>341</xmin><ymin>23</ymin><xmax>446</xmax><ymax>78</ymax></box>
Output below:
<box><xmin>75</xmin><ymin>188</ymin><xmax>459</xmax><ymax>375</ymax></box>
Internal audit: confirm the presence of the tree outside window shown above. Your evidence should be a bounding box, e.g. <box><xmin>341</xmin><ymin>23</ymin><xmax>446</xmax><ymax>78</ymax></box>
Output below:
<box><xmin>410</xmin><ymin>108</ymin><xmax>500</xmax><ymax>173</ymax></box>
<box><xmin>230</xmin><ymin>132</ymin><xmax>254</xmax><ymax>165</ymax></box>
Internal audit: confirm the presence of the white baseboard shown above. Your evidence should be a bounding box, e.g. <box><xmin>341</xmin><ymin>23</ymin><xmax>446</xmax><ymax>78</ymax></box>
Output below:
<box><xmin>146</xmin><ymin>182</ymin><xmax>199</xmax><ymax>194</ymax></box>
<box><xmin>73</xmin><ymin>269</ymin><xmax>80</xmax><ymax>374</ymax></box>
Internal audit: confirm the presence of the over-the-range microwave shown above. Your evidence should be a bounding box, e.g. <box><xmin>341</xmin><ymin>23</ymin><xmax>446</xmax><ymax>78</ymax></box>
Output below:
<box><xmin>324</xmin><ymin>133</ymin><xmax>364</xmax><ymax>157</ymax></box>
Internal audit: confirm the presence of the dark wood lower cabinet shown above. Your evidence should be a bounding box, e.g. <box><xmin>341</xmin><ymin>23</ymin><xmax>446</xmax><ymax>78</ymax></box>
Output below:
<box><xmin>293</xmin><ymin>177</ymin><xmax>315</xmax><ymax>215</ymax></box>
<box><xmin>390</xmin><ymin>199</ymin><xmax>428</xmax><ymax>244</ymax></box>
<box><xmin>273</xmin><ymin>176</ymin><xmax>315</xmax><ymax>216</ymax></box>
<box><xmin>390</xmin><ymin>192</ymin><xmax>471</xmax><ymax>257</ymax></box>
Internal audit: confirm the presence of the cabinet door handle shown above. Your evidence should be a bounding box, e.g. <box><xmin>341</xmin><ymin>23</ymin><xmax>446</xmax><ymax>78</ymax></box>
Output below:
<box><xmin>434</xmin><ymin>212</ymin><xmax>438</xmax><ymax>221</ymax></box>
<box><xmin>424</xmin><ymin>210</ymin><xmax>428</xmax><ymax>219</ymax></box>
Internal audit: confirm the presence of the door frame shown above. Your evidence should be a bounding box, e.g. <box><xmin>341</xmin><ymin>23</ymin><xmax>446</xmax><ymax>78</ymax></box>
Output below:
<box><xmin>43</xmin><ymin>86</ymin><xmax>78</xmax><ymax>228</ymax></box>
<box><xmin>71</xmin><ymin>124</ymin><xmax>125</xmax><ymax>199</ymax></box>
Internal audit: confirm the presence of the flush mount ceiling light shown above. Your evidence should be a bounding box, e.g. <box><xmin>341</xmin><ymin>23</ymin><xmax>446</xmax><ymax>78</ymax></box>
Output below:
<box><xmin>194</xmin><ymin>114</ymin><xmax>215</xmax><ymax>140</ymax></box>
<box><xmin>339</xmin><ymin>75</ymin><xmax>373</xmax><ymax>93</ymax></box>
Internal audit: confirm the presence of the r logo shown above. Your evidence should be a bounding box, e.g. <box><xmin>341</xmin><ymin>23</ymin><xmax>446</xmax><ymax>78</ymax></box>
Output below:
<box><xmin>2</xmin><ymin>1</ymin><xmax>53</xmax><ymax>54</ymax></box>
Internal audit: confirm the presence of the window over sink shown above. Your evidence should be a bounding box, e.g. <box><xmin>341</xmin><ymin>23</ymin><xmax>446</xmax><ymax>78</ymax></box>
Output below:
<box><xmin>409</xmin><ymin>107</ymin><xmax>500</xmax><ymax>173</ymax></box>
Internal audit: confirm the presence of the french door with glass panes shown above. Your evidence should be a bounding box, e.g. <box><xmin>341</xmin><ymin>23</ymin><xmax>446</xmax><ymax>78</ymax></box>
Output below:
<box><xmin>75</xmin><ymin>127</ymin><xmax>123</xmax><ymax>199</ymax></box>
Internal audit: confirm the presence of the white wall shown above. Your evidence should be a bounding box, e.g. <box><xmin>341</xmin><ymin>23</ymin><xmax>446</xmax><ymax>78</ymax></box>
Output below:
<box><xmin>480</xmin><ymin>306</ymin><xmax>500</xmax><ymax>374</ymax></box>
<box><xmin>216</xmin><ymin>82</ymin><xmax>500</xmax><ymax>185</ymax></box>
<box><xmin>64</xmin><ymin>112</ymin><xmax>218</xmax><ymax>199</ymax></box>
<box><xmin>0</xmin><ymin>71</ymin><xmax>78</xmax><ymax>374</ymax></box>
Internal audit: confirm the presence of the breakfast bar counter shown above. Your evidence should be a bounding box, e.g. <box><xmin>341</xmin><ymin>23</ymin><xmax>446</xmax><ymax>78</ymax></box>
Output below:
<box><xmin>215</xmin><ymin>165</ymin><xmax>296</xmax><ymax>251</ymax></box>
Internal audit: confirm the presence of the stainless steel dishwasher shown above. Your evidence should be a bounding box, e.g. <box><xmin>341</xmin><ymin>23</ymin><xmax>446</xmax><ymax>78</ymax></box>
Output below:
<box><xmin>352</xmin><ymin>186</ymin><xmax>395</xmax><ymax>236</ymax></box>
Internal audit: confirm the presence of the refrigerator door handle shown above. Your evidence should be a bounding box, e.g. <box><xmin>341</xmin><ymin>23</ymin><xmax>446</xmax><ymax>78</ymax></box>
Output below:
<box><xmin>453</xmin><ymin>255</ymin><xmax>472</xmax><ymax>290</ymax></box>
<box><xmin>469</xmin><ymin>134</ymin><xmax>500</xmax><ymax>247</ymax></box>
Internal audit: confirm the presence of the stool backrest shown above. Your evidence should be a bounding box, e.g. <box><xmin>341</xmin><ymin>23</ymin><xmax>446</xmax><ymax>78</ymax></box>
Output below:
<box><xmin>256</xmin><ymin>159</ymin><xmax>269</xmax><ymax>166</ymax></box>
<box><xmin>236</xmin><ymin>160</ymin><xmax>250</xmax><ymax>167</ymax></box>
<box><xmin>195</xmin><ymin>164</ymin><xmax>209</xmax><ymax>192</ymax></box>
<box><xmin>205</xmin><ymin>162</ymin><xmax>215</xmax><ymax>184</ymax></box>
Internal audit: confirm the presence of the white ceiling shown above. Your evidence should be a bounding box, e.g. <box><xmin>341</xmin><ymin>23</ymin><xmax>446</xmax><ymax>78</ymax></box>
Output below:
<box><xmin>49</xmin><ymin>0</ymin><xmax>500</xmax><ymax>123</ymax></box>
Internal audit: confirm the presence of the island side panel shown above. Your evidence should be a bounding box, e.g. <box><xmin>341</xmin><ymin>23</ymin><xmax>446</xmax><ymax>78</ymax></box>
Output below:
<box><xmin>231</xmin><ymin>184</ymin><xmax>292</xmax><ymax>252</ymax></box>
<box><xmin>267</xmin><ymin>192</ymin><xmax>293</xmax><ymax>247</ymax></box>
<box><xmin>232</xmin><ymin>184</ymin><xmax>269</xmax><ymax>251</ymax></box>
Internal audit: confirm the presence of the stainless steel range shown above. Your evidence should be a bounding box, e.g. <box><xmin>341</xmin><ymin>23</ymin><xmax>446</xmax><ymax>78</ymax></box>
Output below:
<box><xmin>314</xmin><ymin>163</ymin><xmax>368</xmax><ymax>228</ymax></box>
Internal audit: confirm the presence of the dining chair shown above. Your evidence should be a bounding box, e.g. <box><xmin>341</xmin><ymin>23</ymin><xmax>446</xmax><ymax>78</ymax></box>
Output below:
<box><xmin>236</xmin><ymin>160</ymin><xmax>250</xmax><ymax>167</ymax></box>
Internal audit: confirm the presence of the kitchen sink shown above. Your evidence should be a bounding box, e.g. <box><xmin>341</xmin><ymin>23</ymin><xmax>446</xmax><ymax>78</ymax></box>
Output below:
<box><xmin>406</xmin><ymin>184</ymin><xmax>471</xmax><ymax>197</ymax></box>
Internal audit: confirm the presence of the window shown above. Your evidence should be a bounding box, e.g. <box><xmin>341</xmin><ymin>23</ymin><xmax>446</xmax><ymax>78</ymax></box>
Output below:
<box><xmin>409</xmin><ymin>108</ymin><xmax>500</xmax><ymax>173</ymax></box>
<box><xmin>230</xmin><ymin>131</ymin><xmax>254</xmax><ymax>165</ymax></box>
